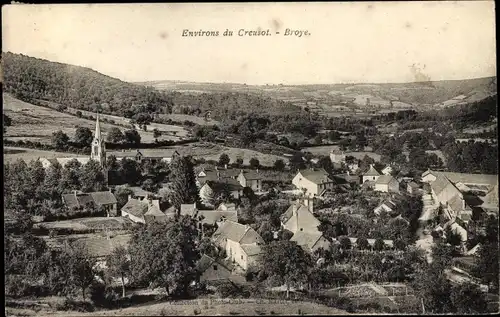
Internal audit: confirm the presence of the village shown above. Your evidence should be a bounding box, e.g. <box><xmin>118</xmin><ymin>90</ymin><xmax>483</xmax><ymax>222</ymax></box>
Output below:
<box><xmin>5</xmin><ymin>112</ymin><xmax>499</xmax><ymax>315</ymax></box>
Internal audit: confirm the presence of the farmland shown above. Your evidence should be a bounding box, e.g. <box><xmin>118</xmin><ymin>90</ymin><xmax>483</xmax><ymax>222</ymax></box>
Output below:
<box><xmin>108</xmin><ymin>141</ymin><xmax>289</xmax><ymax>167</ymax></box>
<box><xmin>3</xmin><ymin>93</ymin><xmax>188</xmax><ymax>144</ymax></box>
<box><xmin>7</xmin><ymin>297</ymin><xmax>348</xmax><ymax>316</ymax></box>
<box><xmin>3</xmin><ymin>146</ymin><xmax>88</xmax><ymax>162</ymax></box>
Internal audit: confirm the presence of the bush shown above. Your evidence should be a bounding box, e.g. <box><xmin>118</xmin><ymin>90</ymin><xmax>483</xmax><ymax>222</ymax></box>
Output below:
<box><xmin>216</xmin><ymin>282</ymin><xmax>240</xmax><ymax>298</ymax></box>
<box><xmin>193</xmin><ymin>308</ymin><xmax>201</xmax><ymax>315</ymax></box>
<box><xmin>90</xmin><ymin>282</ymin><xmax>120</xmax><ymax>308</ymax></box>
<box><xmin>57</xmin><ymin>298</ymin><xmax>95</xmax><ymax>312</ymax></box>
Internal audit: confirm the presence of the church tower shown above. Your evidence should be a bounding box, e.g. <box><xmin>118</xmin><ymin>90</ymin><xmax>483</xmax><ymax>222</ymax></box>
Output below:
<box><xmin>91</xmin><ymin>113</ymin><xmax>106</xmax><ymax>166</ymax></box>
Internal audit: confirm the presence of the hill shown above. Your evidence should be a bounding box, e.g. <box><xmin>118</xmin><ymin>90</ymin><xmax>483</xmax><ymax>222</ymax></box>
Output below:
<box><xmin>142</xmin><ymin>77</ymin><xmax>497</xmax><ymax>115</ymax></box>
<box><xmin>1</xmin><ymin>52</ymin><xmax>302</xmax><ymax>122</ymax></box>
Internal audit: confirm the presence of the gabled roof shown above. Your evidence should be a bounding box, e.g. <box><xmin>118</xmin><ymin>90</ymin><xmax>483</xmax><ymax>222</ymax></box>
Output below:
<box><xmin>240</xmin><ymin>170</ymin><xmax>262</xmax><ymax>180</ymax></box>
<box><xmin>196</xmin><ymin>210</ymin><xmax>238</xmax><ymax>225</ymax></box>
<box><xmin>144</xmin><ymin>204</ymin><xmax>165</xmax><ymax>217</ymax></box>
<box><xmin>424</xmin><ymin>170</ymin><xmax>498</xmax><ymax>186</ymax></box>
<box><xmin>90</xmin><ymin>191</ymin><xmax>117</xmax><ymax>205</ymax></box>
<box><xmin>298</xmin><ymin>168</ymin><xmax>333</xmax><ymax>184</ymax></box>
<box><xmin>121</xmin><ymin>198</ymin><xmax>148</xmax><ymax>218</ymax></box>
<box><xmin>212</xmin><ymin>220</ymin><xmax>264</xmax><ymax>244</ymax></box>
<box><xmin>209</xmin><ymin>179</ymin><xmax>244</xmax><ymax>192</ymax></box>
<box><xmin>481</xmin><ymin>184</ymin><xmax>499</xmax><ymax>209</ymax></box>
<box><xmin>62</xmin><ymin>193</ymin><xmax>95</xmax><ymax>209</ymax></box>
<box><xmin>408</xmin><ymin>181</ymin><xmax>419</xmax><ymax>188</ymax></box>
<box><xmin>375</xmin><ymin>174</ymin><xmax>397</xmax><ymax>185</ymax></box>
<box><xmin>431</xmin><ymin>174</ymin><xmax>455</xmax><ymax>196</ymax></box>
<box><xmin>364</xmin><ymin>165</ymin><xmax>381</xmax><ymax>177</ymax></box>
<box><xmin>448</xmin><ymin>194</ymin><xmax>464</xmax><ymax>213</ymax></box>
<box><xmin>290</xmin><ymin>231</ymin><xmax>324</xmax><ymax>250</ymax></box>
<box><xmin>281</xmin><ymin>202</ymin><xmax>321</xmax><ymax>233</ymax></box>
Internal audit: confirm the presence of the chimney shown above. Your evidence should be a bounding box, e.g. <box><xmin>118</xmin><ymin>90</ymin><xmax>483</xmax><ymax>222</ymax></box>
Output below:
<box><xmin>127</xmin><ymin>194</ymin><xmax>132</xmax><ymax>201</ymax></box>
<box><xmin>152</xmin><ymin>199</ymin><xmax>160</xmax><ymax>209</ymax></box>
<box><xmin>224</xmin><ymin>164</ymin><xmax>228</xmax><ymax>169</ymax></box>
<box><xmin>74</xmin><ymin>190</ymin><xmax>78</xmax><ymax>198</ymax></box>
<box><xmin>256</xmin><ymin>168</ymin><xmax>259</xmax><ymax>174</ymax></box>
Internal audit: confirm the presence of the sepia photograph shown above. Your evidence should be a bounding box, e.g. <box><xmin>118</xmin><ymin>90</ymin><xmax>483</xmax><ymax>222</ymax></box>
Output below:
<box><xmin>2</xmin><ymin>1</ymin><xmax>498</xmax><ymax>315</ymax></box>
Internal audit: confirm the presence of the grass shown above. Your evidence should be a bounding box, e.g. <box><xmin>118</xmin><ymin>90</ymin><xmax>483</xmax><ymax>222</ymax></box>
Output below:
<box><xmin>3</xmin><ymin>146</ymin><xmax>88</xmax><ymax>162</ymax></box>
<box><xmin>34</xmin><ymin>217</ymin><xmax>131</xmax><ymax>232</ymax></box>
<box><xmin>157</xmin><ymin>113</ymin><xmax>220</xmax><ymax>126</ymax></box>
<box><xmin>23</xmin><ymin>298</ymin><xmax>348</xmax><ymax>316</ymax></box>
<box><xmin>3</xmin><ymin>93</ymin><xmax>186</xmax><ymax>144</ymax></box>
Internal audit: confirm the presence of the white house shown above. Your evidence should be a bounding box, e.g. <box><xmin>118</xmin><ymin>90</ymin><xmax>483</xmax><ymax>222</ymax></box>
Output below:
<box><xmin>121</xmin><ymin>196</ymin><xmax>166</xmax><ymax>224</ymax></box>
<box><xmin>362</xmin><ymin>164</ymin><xmax>381</xmax><ymax>183</ymax></box>
<box><xmin>292</xmin><ymin>168</ymin><xmax>336</xmax><ymax>197</ymax></box>
<box><xmin>237</xmin><ymin>170</ymin><xmax>262</xmax><ymax>192</ymax></box>
<box><xmin>374</xmin><ymin>175</ymin><xmax>400</xmax><ymax>193</ymax></box>
<box><xmin>211</xmin><ymin>221</ymin><xmax>264</xmax><ymax>271</ymax></box>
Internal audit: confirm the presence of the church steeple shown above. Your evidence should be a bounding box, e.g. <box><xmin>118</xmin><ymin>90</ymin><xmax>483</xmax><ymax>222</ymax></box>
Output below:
<box><xmin>91</xmin><ymin>112</ymin><xmax>106</xmax><ymax>166</ymax></box>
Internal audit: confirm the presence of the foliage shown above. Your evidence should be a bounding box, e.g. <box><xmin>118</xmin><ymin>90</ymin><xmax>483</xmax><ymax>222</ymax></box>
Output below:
<box><xmin>74</xmin><ymin>126</ymin><xmax>93</xmax><ymax>148</ymax></box>
<box><xmin>273</xmin><ymin>159</ymin><xmax>285</xmax><ymax>171</ymax></box>
<box><xmin>260</xmin><ymin>240</ymin><xmax>313</xmax><ymax>298</ymax></box>
<box><xmin>106</xmin><ymin>246</ymin><xmax>130</xmax><ymax>298</ymax></box>
<box><xmin>52</xmin><ymin>130</ymin><xmax>70</xmax><ymax>150</ymax></box>
<box><xmin>218</xmin><ymin>153</ymin><xmax>230</xmax><ymax>167</ymax></box>
<box><xmin>128</xmin><ymin>216</ymin><xmax>200</xmax><ymax>296</ymax></box>
<box><xmin>124</xmin><ymin>129</ymin><xmax>141</xmax><ymax>145</ymax></box>
<box><xmin>107</xmin><ymin>127</ymin><xmax>125</xmax><ymax>143</ymax></box>
<box><xmin>249</xmin><ymin>157</ymin><xmax>260</xmax><ymax>169</ymax></box>
<box><xmin>168</xmin><ymin>155</ymin><xmax>199</xmax><ymax>210</ymax></box>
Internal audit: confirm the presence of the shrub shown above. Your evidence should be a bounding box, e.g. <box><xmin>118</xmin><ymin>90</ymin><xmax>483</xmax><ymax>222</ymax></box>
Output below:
<box><xmin>193</xmin><ymin>308</ymin><xmax>201</xmax><ymax>315</ymax></box>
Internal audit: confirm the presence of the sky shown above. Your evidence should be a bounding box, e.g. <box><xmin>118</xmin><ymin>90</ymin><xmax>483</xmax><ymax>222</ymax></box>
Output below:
<box><xmin>2</xmin><ymin>2</ymin><xmax>497</xmax><ymax>85</ymax></box>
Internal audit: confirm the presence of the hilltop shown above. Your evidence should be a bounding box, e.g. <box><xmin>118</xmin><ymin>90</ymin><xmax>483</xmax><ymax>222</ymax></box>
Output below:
<box><xmin>140</xmin><ymin>77</ymin><xmax>497</xmax><ymax>116</ymax></box>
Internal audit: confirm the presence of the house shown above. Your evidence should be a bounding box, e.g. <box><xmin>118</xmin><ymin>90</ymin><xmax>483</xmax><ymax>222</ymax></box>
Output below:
<box><xmin>280</xmin><ymin>199</ymin><xmax>319</xmax><ymax>233</ymax></box>
<box><xmin>362</xmin><ymin>164</ymin><xmax>381</xmax><ymax>183</ymax></box>
<box><xmin>421</xmin><ymin>170</ymin><xmax>498</xmax><ymax>188</ymax></box>
<box><xmin>330</xmin><ymin>150</ymin><xmax>346</xmax><ymax>164</ymax></box>
<box><xmin>62</xmin><ymin>190</ymin><xmax>118</xmax><ymax>216</ymax></box>
<box><xmin>237</xmin><ymin>170</ymin><xmax>262</xmax><ymax>192</ymax></box>
<box><xmin>407</xmin><ymin>181</ymin><xmax>420</xmax><ymax>195</ymax></box>
<box><xmin>381</xmin><ymin>165</ymin><xmax>393</xmax><ymax>176</ymax></box>
<box><xmin>334</xmin><ymin>172</ymin><xmax>361</xmax><ymax>185</ymax></box>
<box><xmin>121</xmin><ymin>196</ymin><xmax>166</xmax><ymax>224</ymax></box>
<box><xmin>196</xmin><ymin>254</ymin><xmax>232</xmax><ymax>284</ymax></box>
<box><xmin>480</xmin><ymin>184</ymin><xmax>499</xmax><ymax>213</ymax></box>
<box><xmin>212</xmin><ymin>221</ymin><xmax>265</xmax><ymax>271</ymax></box>
<box><xmin>208</xmin><ymin>179</ymin><xmax>244</xmax><ymax>200</ymax></box>
<box><xmin>292</xmin><ymin>168</ymin><xmax>336</xmax><ymax>197</ymax></box>
<box><xmin>289</xmin><ymin>231</ymin><xmax>330</xmax><ymax>253</ymax></box>
<box><xmin>374</xmin><ymin>175</ymin><xmax>400</xmax><ymax>193</ymax></box>
<box><xmin>374</xmin><ymin>200</ymin><xmax>397</xmax><ymax>216</ymax></box>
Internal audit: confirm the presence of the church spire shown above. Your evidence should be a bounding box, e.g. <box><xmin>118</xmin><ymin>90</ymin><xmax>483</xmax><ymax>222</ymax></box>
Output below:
<box><xmin>91</xmin><ymin>111</ymin><xmax>106</xmax><ymax>166</ymax></box>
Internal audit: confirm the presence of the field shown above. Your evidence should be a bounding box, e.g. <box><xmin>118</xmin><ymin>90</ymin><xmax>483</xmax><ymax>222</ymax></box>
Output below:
<box><xmin>301</xmin><ymin>145</ymin><xmax>340</xmax><ymax>155</ymax></box>
<box><xmin>34</xmin><ymin>217</ymin><xmax>132</xmax><ymax>232</ymax></box>
<box><xmin>157</xmin><ymin>113</ymin><xmax>220</xmax><ymax>126</ymax></box>
<box><xmin>3</xmin><ymin>93</ymin><xmax>186</xmax><ymax>144</ymax></box>
<box><xmin>4</xmin><ymin>147</ymin><xmax>88</xmax><ymax>162</ymax></box>
<box><xmin>109</xmin><ymin>142</ymin><xmax>289</xmax><ymax>167</ymax></box>
<box><xmin>7</xmin><ymin>297</ymin><xmax>348</xmax><ymax>316</ymax></box>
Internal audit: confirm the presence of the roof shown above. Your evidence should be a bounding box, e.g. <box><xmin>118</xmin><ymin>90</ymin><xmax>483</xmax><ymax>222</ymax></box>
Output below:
<box><xmin>333</xmin><ymin>173</ymin><xmax>360</xmax><ymax>184</ymax></box>
<box><xmin>144</xmin><ymin>204</ymin><xmax>165</xmax><ymax>217</ymax></box>
<box><xmin>62</xmin><ymin>193</ymin><xmax>95</xmax><ymax>209</ymax></box>
<box><xmin>197</xmin><ymin>168</ymin><xmax>240</xmax><ymax>183</ymax></box>
<box><xmin>281</xmin><ymin>202</ymin><xmax>321</xmax><ymax>233</ymax></box>
<box><xmin>197</xmin><ymin>254</ymin><xmax>216</xmax><ymax>272</ymax></box>
<box><xmin>290</xmin><ymin>231</ymin><xmax>324</xmax><ymax>250</ymax></box>
<box><xmin>180</xmin><ymin>204</ymin><xmax>197</xmax><ymax>216</ymax></box>
<box><xmin>448</xmin><ymin>194</ymin><xmax>464</xmax><ymax>213</ymax></box>
<box><xmin>121</xmin><ymin>198</ymin><xmax>148</xmax><ymax>218</ymax></box>
<box><xmin>240</xmin><ymin>244</ymin><xmax>263</xmax><ymax>256</ymax></box>
<box><xmin>196</xmin><ymin>210</ymin><xmax>238</xmax><ymax>225</ymax></box>
<box><xmin>90</xmin><ymin>191</ymin><xmax>117</xmax><ymax>205</ymax></box>
<box><xmin>74</xmin><ymin>234</ymin><xmax>131</xmax><ymax>258</ymax></box>
<box><xmin>375</xmin><ymin>174</ymin><xmax>397</xmax><ymax>185</ymax></box>
<box><xmin>431</xmin><ymin>174</ymin><xmax>456</xmax><ymax>196</ymax></box>
<box><xmin>212</xmin><ymin>220</ymin><xmax>264</xmax><ymax>244</ymax></box>
<box><xmin>298</xmin><ymin>168</ymin><xmax>333</xmax><ymax>184</ymax></box>
<box><xmin>424</xmin><ymin>170</ymin><xmax>498</xmax><ymax>186</ymax></box>
<box><xmin>209</xmin><ymin>179</ymin><xmax>244</xmax><ymax>192</ymax></box>
<box><xmin>481</xmin><ymin>184</ymin><xmax>499</xmax><ymax>209</ymax></box>
<box><xmin>378</xmin><ymin>200</ymin><xmax>397</xmax><ymax>210</ymax></box>
<box><xmin>408</xmin><ymin>181</ymin><xmax>419</xmax><ymax>188</ymax></box>
<box><xmin>240</xmin><ymin>170</ymin><xmax>261</xmax><ymax>180</ymax></box>
<box><xmin>364</xmin><ymin>165</ymin><xmax>381</xmax><ymax>177</ymax></box>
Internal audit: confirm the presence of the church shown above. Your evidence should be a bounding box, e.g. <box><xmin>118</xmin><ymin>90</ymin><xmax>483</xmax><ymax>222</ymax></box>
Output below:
<box><xmin>39</xmin><ymin>113</ymin><xmax>106</xmax><ymax>169</ymax></box>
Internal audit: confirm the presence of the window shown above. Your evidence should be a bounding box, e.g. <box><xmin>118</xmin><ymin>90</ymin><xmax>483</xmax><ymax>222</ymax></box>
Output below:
<box><xmin>300</xmin><ymin>228</ymin><xmax>303</xmax><ymax>231</ymax></box>
<box><xmin>241</xmin><ymin>255</ymin><xmax>243</xmax><ymax>260</ymax></box>
<box><xmin>213</xmin><ymin>265</ymin><xmax>217</xmax><ymax>271</ymax></box>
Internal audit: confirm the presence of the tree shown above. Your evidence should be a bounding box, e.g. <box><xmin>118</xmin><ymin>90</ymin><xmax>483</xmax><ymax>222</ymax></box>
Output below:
<box><xmin>119</xmin><ymin>158</ymin><xmax>141</xmax><ymax>186</ymax></box>
<box><xmin>356</xmin><ymin>237</ymin><xmax>370</xmax><ymax>250</ymax></box>
<box><xmin>338</xmin><ymin>236</ymin><xmax>352</xmax><ymax>250</ymax></box>
<box><xmin>74</xmin><ymin>126</ymin><xmax>93</xmax><ymax>148</ymax></box>
<box><xmin>106</xmin><ymin>246</ymin><xmax>130</xmax><ymax>298</ymax></box>
<box><xmin>235</xmin><ymin>158</ymin><xmax>244</xmax><ymax>167</ymax></box>
<box><xmin>4</xmin><ymin>114</ymin><xmax>12</xmax><ymax>132</ymax></box>
<box><xmin>450</xmin><ymin>282</ymin><xmax>488</xmax><ymax>314</ymax></box>
<box><xmin>51</xmin><ymin>130</ymin><xmax>70</xmax><ymax>150</ymax></box>
<box><xmin>394</xmin><ymin>238</ymin><xmax>407</xmax><ymax>251</ymax></box>
<box><xmin>64</xmin><ymin>243</ymin><xmax>97</xmax><ymax>300</ymax></box>
<box><xmin>260</xmin><ymin>240</ymin><xmax>313</xmax><ymax>299</ymax></box>
<box><xmin>128</xmin><ymin>217</ymin><xmax>200</xmax><ymax>296</ymax></box>
<box><xmin>106</xmin><ymin>127</ymin><xmax>125</xmax><ymax>143</ymax></box>
<box><xmin>445</xmin><ymin>226</ymin><xmax>462</xmax><ymax>247</ymax></box>
<box><xmin>124</xmin><ymin>129</ymin><xmax>141</xmax><ymax>145</ymax></box>
<box><xmin>474</xmin><ymin>215</ymin><xmax>499</xmax><ymax>290</ymax></box>
<box><xmin>80</xmin><ymin>160</ymin><xmax>106</xmax><ymax>192</ymax></box>
<box><xmin>168</xmin><ymin>156</ymin><xmax>199</xmax><ymax>210</ymax></box>
<box><xmin>249</xmin><ymin>157</ymin><xmax>260</xmax><ymax>169</ymax></box>
<box><xmin>114</xmin><ymin>186</ymin><xmax>134</xmax><ymax>210</ymax></box>
<box><xmin>373</xmin><ymin>238</ymin><xmax>385</xmax><ymax>251</ymax></box>
<box><xmin>153</xmin><ymin>128</ymin><xmax>162</xmax><ymax>140</ymax></box>
<box><xmin>289</xmin><ymin>152</ymin><xmax>305</xmax><ymax>171</ymax></box>
<box><xmin>218</xmin><ymin>153</ymin><xmax>230</xmax><ymax>167</ymax></box>
<box><xmin>61</xmin><ymin>159</ymin><xmax>83</xmax><ymax>191</ymax></box>
<box><xmin>273</xmin><ymin>159</ymin><xmax>285</xmax><ymax>171</ymax></box>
